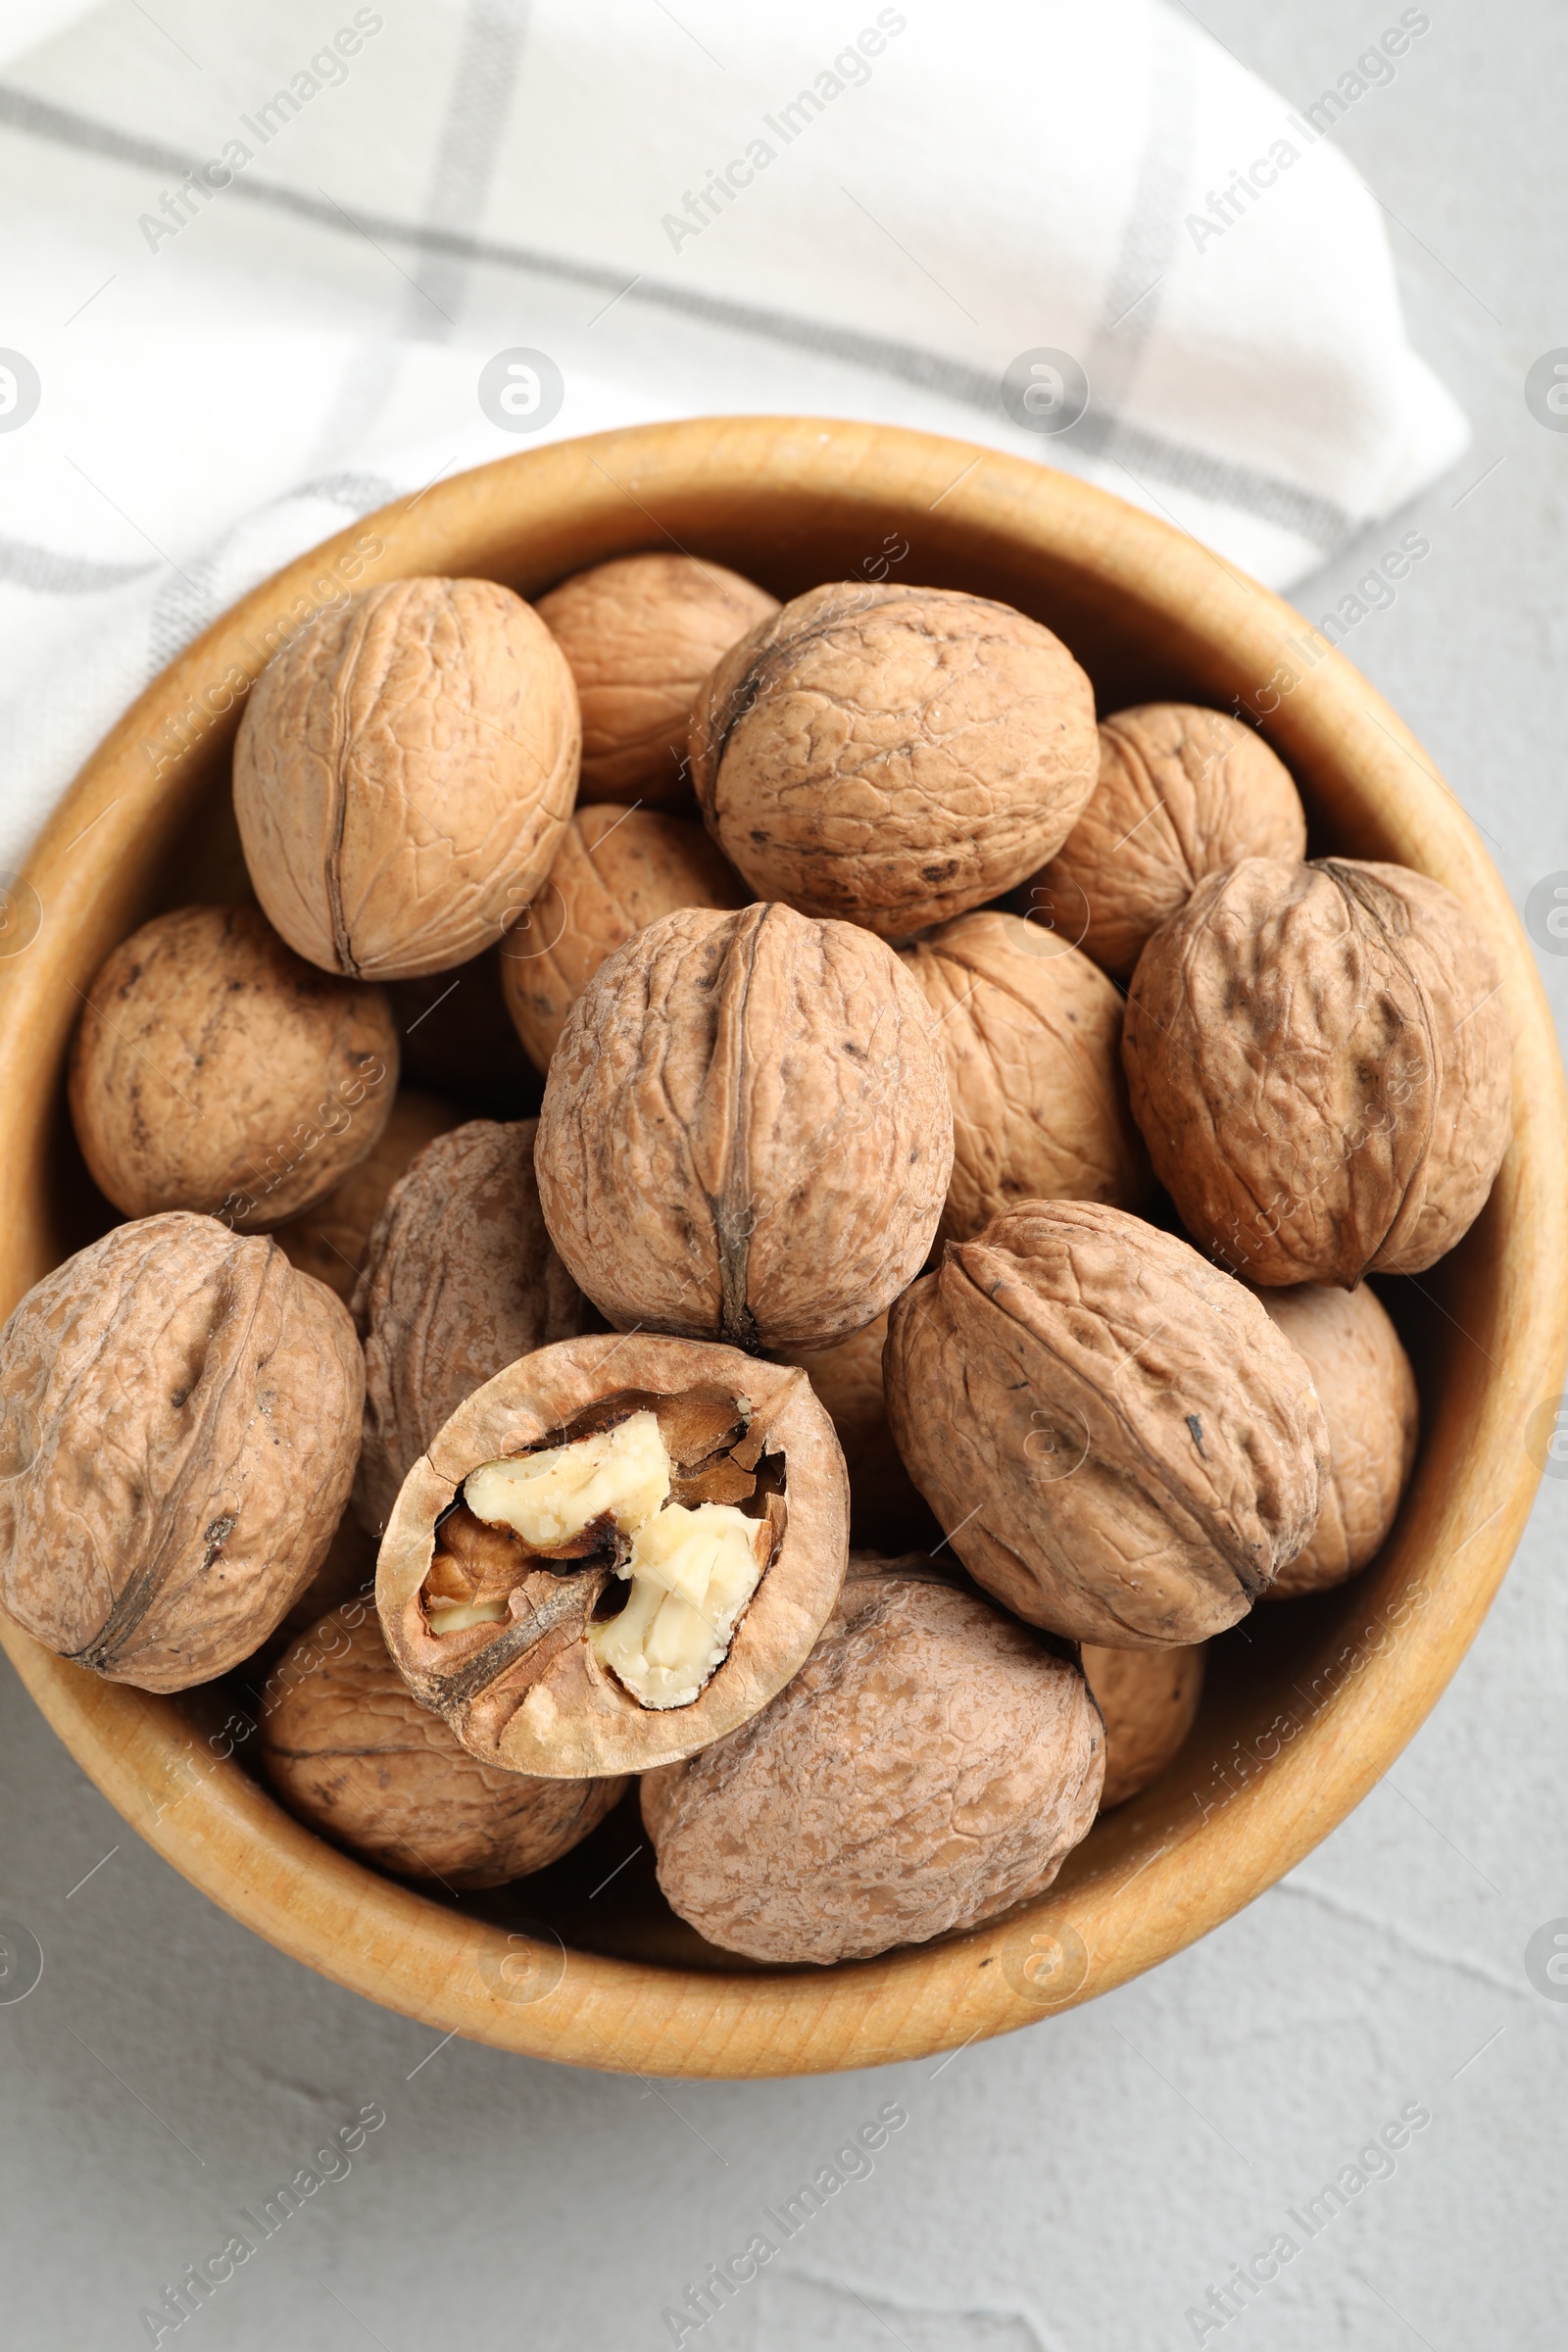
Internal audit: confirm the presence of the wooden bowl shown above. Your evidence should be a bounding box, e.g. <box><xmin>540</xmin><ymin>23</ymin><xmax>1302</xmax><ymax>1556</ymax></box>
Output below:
<box><xmin>3</xmin><ymin>417</ymin><xmax>1563</xmax><ymax>2078</ymax></box>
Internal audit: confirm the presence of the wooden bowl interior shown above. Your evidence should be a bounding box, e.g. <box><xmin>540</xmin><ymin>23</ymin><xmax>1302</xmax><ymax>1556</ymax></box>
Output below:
<box><xmin>3</xmin><ymin>416</ymin><xmax>1562</xmax><ymax>2074</ymax></box>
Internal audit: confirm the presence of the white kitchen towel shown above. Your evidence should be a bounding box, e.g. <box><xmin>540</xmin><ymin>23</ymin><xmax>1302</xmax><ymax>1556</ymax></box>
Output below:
<box><xmin>0</xmin><ymin>0</ymin><xmax>1466</xmax><ymax>871</ymax></box>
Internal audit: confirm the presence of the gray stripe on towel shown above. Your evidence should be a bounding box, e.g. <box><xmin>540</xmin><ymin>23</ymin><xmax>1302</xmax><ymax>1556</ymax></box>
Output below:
<box><xmin>0</xmin><ymin>82</ymin><xmax>1357</xmax><ymax>552</ymax></box>
<box><xmin>0</xmin><ymin>536</ymin><xmax>157</xmax><ymax>594</ymax></box>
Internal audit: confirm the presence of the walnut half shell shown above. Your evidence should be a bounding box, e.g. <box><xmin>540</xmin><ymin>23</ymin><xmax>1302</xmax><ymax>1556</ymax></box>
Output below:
<box><xmin>376</xmin><ymin>1336</ymin><xmax>849</xmax><ymax>1778</ymax></box>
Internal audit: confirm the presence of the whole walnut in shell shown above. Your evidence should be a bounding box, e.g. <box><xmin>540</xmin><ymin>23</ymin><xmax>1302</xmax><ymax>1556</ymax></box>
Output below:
<box><xmin>901</xmin><ymin>908</ymin><xmax>1150</xmax><ymax>1244</ymax></box>
<box><xmin>1025</xmin><ymin>705</ymin><xmax>1306</xmax><ymax>978</ymax></box>
<box><xmin>1123</xmin><ymin>858</ymin><xmax>1512</xmax><ymax>1287</ymax></box>
<box><xmin>885</xmin><ymin>1200</ymin><xmax>1328</xmax><ymax>1646</ymax></box>
<box><xmin>500</xmin><ymin>804</ymin><xmax>745</xmax><ymax>1071</ymax></box>
<box><xmin>1257</xmin><ymin>1283</ymin><xmax>1419</xmax><ymax>1595</ymax></box>
<box><xmin>70</xmin><ymin>905</ymin><xmax>398</xmax><ymax>1230</ymax></box>
<box><xmin>274</xmin><ymin>1087</ymin><xmax>464</xmax><ymax>1301</ymax></box>
<box><xmin>640</xmin><ymin>1552</ymin><xmax>1103</xmax><ymax>1964</ymax></box>
<box><xmin>269</xmin><ymin>1505</ymin><xmax>377</xmax><ymax>1653</ymax></box>
<box><xmin>0</xmin><ymin>1213</ymin><xmax>363</xmax><ymax>1690</ymax></box>
<box><xmin>376</xmin><ymin>1336</ymin><xmax>849</xmax><ymax>1779</ymax></box>
<box><xmin>773</xmin><ymin>1309</ymin><xmax>933</xmax><ymax>1548</ymax></box>
<box><xmin>233</xmin><ymin>576</ymin><xmax>579</xmax><ymax>981</ymax></box>
<box><xmin>1081</xmin><ymin>1642</ymin><xmax>1205</xmax><ymax>1807</ymax></box>
<box><xmin>535</xmin><ymin>902</ymin><xmax>954</xmax><ymax>1351</ymax></box>
<box><xmin>536</xmin><ymin>553</ymin><xmax>779</xmax><ymax>804</ymax></box>
<box><xmin>261</xmin><ymin>1603</ymin><xmax>623</xmax><ymax>1886</ymax></box>
<box><xmin>389</xmin><ymin>948</ymin><xmax>541</xmax><ymax>1119</ymax></box>
<box><xmin>352</xmin><ymin>1117</ymin><xmax>590</xmax><ymax>1536</ymax></box>
<box><xmin>688</xmin><ymin>582</ymin><xmax>1099</xmax><ymax>939</ymax></box>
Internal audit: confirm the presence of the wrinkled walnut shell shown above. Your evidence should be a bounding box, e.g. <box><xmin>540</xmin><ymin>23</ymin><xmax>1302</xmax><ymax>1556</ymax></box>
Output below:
<box><xmin>689</xmin><ymin>582</ymin><xmax>1099</xmax><ymax>939</ymax></box>
<box><xmin>901</xmin><ymin>907</ymin><xmax>1151</xmax><ymax>1244</ymax></box>
<box><xmin>535</xmin><ymin>902</ymin><xmax>954</xmax><ymax>1351</ymax></box>
<box><xmin>1123</xmin><ymin>858</ymin><xmax>1513</xmax><ymax>1286</ymax></box>
<box><xmin>885</xmin><ymin>1200</ymin><xmax>1328</xmax><ymax>1645</ymax></box>
<box><xmin>1026</xmin><ymin>705</ymin><xmax>1306</xmax><ymax>978</ymax></box>
<box><xmin>388</xmin><ymin>948</ymin><xmax>542</xmax><ymax>1120</ymax></box>
<box><xmin>640</xmin><ymin>1550</ymin><xmax>1103</xmax><ymax>1964</ymax></box>
<box><xmin>0</xmin><ymin>1213</ymin><xmax>364</xmax><ymax>1690</ymax></box>
<box><xmin>274</xmin><ymin>1087</ymin><xmax>464</xmax><ymax>1302</ymax></box>
<box><xmin>353</xmin><ymin>1118</ymin><xmax>590</xmax><ymax>1537</ymax></box>
<box><xmin>500</xmin><ymin>805</ymin><xmax>745</xmax><ymax>1071</ymax></box>
<box><xmin>69</xmin><ymin>905</ymin><xmax>399</xmax><ymax>1230</ymax></box>
<box><xmin>537</xmin><ymin>553</ymin><xmax>779</xmax><ymax>804</ymax></box>
<box><xmin>377</xmin><ymin>1336</ymin><xmax>849</xmax><ymax>1778</ymax></box>
<box><xmin>772</xmin><ymin>1309</ymin><xmax>933</xmax><ymax>1549</ymax></box>
<box><xmin>261</xmin><ymin>1603</ymin><xmax>624</xmax><ymax>1887</ymax></box>
<box><xmin>234</xmin><ymin>576</ymin><xmax>580</xmax><ymax>981</ymax></box>
<box><xmin>269</xmin><ymin>1505</ymin><xmax>377</xmax><ymax>1654</ymax></box>
<box><xmin>1081</xmin><ymin>1642</ymin><xmax>1205</xmax><ymax>1807</ymax></box>
<box><xmin>1257</xmin><ymin>1283</ymin><xmax>1419</xmax><ymax>1595</ymax></box>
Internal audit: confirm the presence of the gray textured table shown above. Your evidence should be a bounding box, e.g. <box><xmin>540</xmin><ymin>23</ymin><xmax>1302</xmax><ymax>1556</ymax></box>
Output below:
<box><xmin>2</xmin><ymin>4</ymin><xmax>1565</xmax><ymax>2347</ymax></box>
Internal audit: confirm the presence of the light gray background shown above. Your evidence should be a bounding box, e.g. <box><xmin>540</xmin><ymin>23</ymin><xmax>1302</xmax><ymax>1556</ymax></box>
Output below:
<box><xmin>3</xmin><ymin>4</ymin><xmax>1567</xmax><ymax>2347</ymax></box>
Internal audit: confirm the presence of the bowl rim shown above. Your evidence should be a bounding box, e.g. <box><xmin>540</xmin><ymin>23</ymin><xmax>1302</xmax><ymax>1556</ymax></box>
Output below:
<box><xmin>2</xmin><ymin>413</ymin><xmax>1564</xmax><ymax>2080</ymax></box>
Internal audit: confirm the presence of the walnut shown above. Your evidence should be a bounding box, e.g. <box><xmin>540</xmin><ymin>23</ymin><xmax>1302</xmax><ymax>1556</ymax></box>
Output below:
<box><xmin>884</xmin><ymin>1200</ymin><xmax>1328</xmax><ymax>1645</ymax></box>
<box><xmin>639</xmin><ymin>1551</ymin><xmax>1103</xmax><ymax>1963</ymax></box>
<box><xmin>1256</xmin><ymin>1283</ymin><xmax>1419</xmax><ymax>1595</ymax></box>
<box><xmin>268</xmin><ymin>1505</ymin><xmax>377</xmax><ymax>1654</ymax></box>
<box><xmin>260</xmin><ymin>1603</ymin><xmax>624</xmax><ymax>1887</ymax></box>
<box><xmin>535</xmin><ymin>902</ymin><xmax>953</xmax><ymax>1350</ymax></box>
<box><xmin>500</xmin><ymin>805</ymin><xmax>745</xmax><ymax>1071</ymax></box>
<box><xmin>900</xmin><ymin>907</ymin><xmax>1151</xmax><ymax>1244</ymax></box>
<box><xmin>688</xmin><ymin>582</ymin><xmax>1099</xmax><ymax>939</ymax></box>
<box><xmin>772</xmin><ymin>1309</ymin><xmax>932</xmax><ymax>1548</ymax></box>
<box><xmin>1025</xmin><ymin>705</ymin><xmax>1306</xmax><ymax>978</ymax></box>
<box><xmin>69</xmin><ymin>905</ymin><xmax>398</xmax><ymax>1231</ymax></box>
<box><xmin>376</xmin><ymin>1336</ymin><xmax>848</xmax><ymax>1779</ymax></box>
<box><xmin>351</xmin><ymin>1118</ymin><xmax>590</xmax><ymax>1537</ymax></box>
<box><xmin>1122</xmin><ymin>858</ymin><xmax>1512</xmax><ymax>1286</ymax></box>
<box><xmin>536</xmin><ymin>553</ymin><xmax>779</xmax><ymax>804</ymax></box>
<box><xmin>233</xmin><ymin>576</ymin><xmax>579</xmax><ymax>981</ymax></box>
<box><xmin>0</xmin><ymin>1212</ymin><xmax>363</xmax><ymax>1690</ymax></box>
<box><xmin>274</xmin><ymin>1088</ymin><xmax>464</xmax><ymax>1301</ymax></box>
<box><xmin>388</xmin><ymin>948</ymin><xmax>541</xmax><ymax>1119</ymax></box>
<box><xmin>1081</xmin><ymin>1642</ymin><xmax>1205</xmax><ymax>1807</ymax></box>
